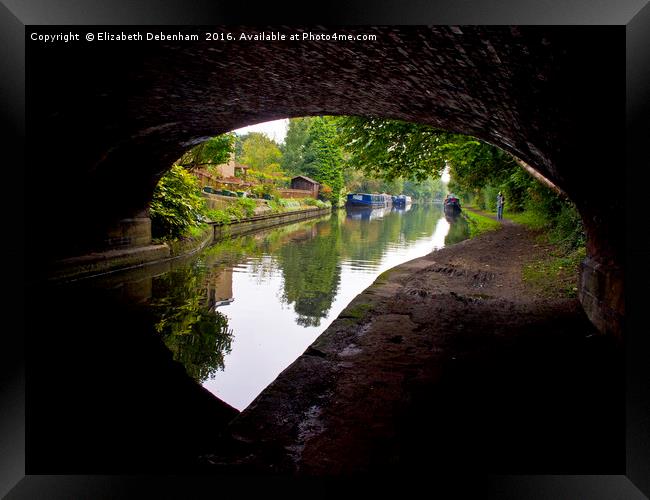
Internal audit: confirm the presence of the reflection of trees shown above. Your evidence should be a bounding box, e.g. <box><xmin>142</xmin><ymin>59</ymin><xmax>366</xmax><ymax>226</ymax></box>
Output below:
<box><xmin>445</xmin><ymin>215</ymin><xmax>471</xmax><ymax>246</ymax></box>
<box><xmin>148</xmin><ymin>206</ymin><xmax>455</xmax><ymax>364</ymax></box>
<box><xmin>339</xmin><ymin>205</ymin><xmax>440</xmax><ymax>263</ymax></box>
<box><xmin>398</xmin><ymin>204</ymin><xmax>443</xmax><ymax>242</ymax></box>
<box><xmin>276</xmin><ymin>217</ymin><xmax>342</xmax><ymax>327</ymax></box>
<box><xmin>149</xmin><ymin>265</ymin><xmax>233</xmax><ymax>383</ymax></box>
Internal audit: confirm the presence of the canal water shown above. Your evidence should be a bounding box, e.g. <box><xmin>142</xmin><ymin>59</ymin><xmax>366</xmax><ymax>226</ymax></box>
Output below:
<box><xmin>127</xmin><ymin>204</ymin><xmax>469</xmax><ymax>411</ymax></box>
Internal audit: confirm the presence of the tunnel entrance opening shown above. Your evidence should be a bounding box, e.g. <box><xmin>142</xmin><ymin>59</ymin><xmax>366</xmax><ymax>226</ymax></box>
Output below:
<box><xmin>138</xmin><ymin>113</ymin><xmax>594</xmax><ymax>415</ymax></box>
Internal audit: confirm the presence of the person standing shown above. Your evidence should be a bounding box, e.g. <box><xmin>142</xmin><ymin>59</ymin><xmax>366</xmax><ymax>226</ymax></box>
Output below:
<box><xmin>497</xmin><ymin>191</ymin><xmax>505</xmax><ymax>220</ymax></box>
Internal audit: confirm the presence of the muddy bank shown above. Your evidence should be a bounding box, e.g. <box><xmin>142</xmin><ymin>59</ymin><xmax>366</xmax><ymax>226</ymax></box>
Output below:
<box><xmin>202</xmin><ymin>218</ymin><xmax>623</xmax><ymax>475</ymax></box>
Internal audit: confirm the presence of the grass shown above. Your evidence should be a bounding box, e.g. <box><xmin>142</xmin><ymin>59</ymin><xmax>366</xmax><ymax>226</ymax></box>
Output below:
<box><xmin>504</xmin><ymin>210</ymin><xmax>548</xmax><ymax>230</ymax></box>
<box><xmin>188</xmin><ymin>224</ymin><xmax>209</xmax><ymax>238</ymax></box>
<box><xmin>463</xmin><ymin>207</ymin><xmax>502</xmax><ymax>237</ymax></box>
<box><xmin>503</xmin><ymin>208</ymin><xmax>586</xmax><ymax>299</ymax></box>
<box><xmin>522</xmin><ymin>246</ymin><xmax>586</xmax><ymax>298</ymax></box>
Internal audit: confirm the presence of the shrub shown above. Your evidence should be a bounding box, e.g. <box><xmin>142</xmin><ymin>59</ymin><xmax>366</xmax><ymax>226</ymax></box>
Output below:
<box><xmin>279</xmin><ymin>198</ymin><xmax>301</xmax><ymax>209</ymax></box>
<box><xmin>236</xmin><ymin>197</ymin><xmax>257</xmax><ymax>218</ymax></box>
<box><xmin>302</xmin><ymin>197</ymin><xmax>331</xmax><ymax>209</ymax></box>
<box><xmin>252</xmin><ymin>183</ymin><xmax>279</xmax><ymax>199</ymax></box>
<box><xmin>150</xmin><ymin>165</ymin><xmax>206</xmax><ymax>239</ymax></box>
<box><xmin>205</xmin><ymin>209</ymin><xmax>230</xmax><ymax>225</ymax></box>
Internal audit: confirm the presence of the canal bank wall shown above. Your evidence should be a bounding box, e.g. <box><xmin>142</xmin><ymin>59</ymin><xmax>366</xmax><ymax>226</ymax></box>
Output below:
<box><xmin>212</xmin><ymin>207</ymin><xmax>331</xmax><ymax>241</ymax></box>
<box><xmin>47</xmin><ymin>206</ymin><xmax>331</xmax><ymax>282</ymax></box>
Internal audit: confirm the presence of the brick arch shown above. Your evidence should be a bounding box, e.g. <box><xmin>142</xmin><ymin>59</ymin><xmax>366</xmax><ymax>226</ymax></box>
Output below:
<box><xmin>30</xmin><ymin>26</ymin><xmax>623</xmax><ymax>335</ymax></box>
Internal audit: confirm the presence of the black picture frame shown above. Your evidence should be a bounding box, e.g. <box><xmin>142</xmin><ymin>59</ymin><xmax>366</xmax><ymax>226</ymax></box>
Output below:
<box><xmin>3</xmin><ymin>0</ymin><xmax>648</xmax><ymax>497</ymax></box>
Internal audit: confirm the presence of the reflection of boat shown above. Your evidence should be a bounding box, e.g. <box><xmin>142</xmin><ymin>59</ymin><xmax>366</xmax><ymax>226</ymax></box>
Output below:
<box><xmin>346</xmin><ymin>193</ymin><xmax>390</xmax><ymax>208</ymax></box>
<box><xmin>392</xmin><ymin>194</ymin><xmax>412</xmax><ymax>207</ymax></box>
<box><xmin>444</xmin><ymin>212</ymin><xmax>461</xmax><ymax>223</ymax></box>
<box><xmin>346</xmin><ymin>206</ymin><xmax>390</xmax><ymax>220</ymax></box>
<box><xmin>391</xmin><ymin>205</ymin><xmax>412</xmax><ymax>214</ymax></box>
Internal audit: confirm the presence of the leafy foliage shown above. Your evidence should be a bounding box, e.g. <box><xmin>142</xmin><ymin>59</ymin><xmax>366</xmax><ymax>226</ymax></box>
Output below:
<box><xmin>334</xmin><ymin>116</ymin><xmax>460</xmax><ymax>181</ymax></box>
<box><xmin>302</xmin><ymin>198</ymin><xmax>331</xmax><ymax>209</ymax></box>
<box><xmin>281</xmin><ymin>117</ymin><xmax>313</xmax><ymax>176</ymax></box>
<box><xmin>206</xmin><ymin>198</ymin><xmax>257</xmax><ymax>223</ymax></box>
<box><xmin>177</xmin><ymin>134</ymin><xmax>235</xmax><ymax>170</ymax></box>
<box><xmin>150</xmin><ymin>165</ymin><xmax>206</xmax><ymax>239</ymax></box>
<box><xmin>205</xmin><ymin>208</ymin><xmax>231</xmax><ymax>225</ymax></box>
<box><xmin>240</xmin><ymin>132</ymin><xmax>283</xmax><ymax>175</ymax></box>
<box><xmin>303</xmin><ymin>117</ymin><xmax>345</xmax><ymax>206</ymax></box>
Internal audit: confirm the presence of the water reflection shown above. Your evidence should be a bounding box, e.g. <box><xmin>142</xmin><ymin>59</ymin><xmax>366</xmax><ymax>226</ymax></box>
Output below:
<box><xmin>445</xmin><ymin>213</ymin><xmax>471</xmax><ymax>246</ymax></box>
<box><xmin>276</xmin><ymin>216</ymin><xmax>342</xmax><ymax>327</ymax></box>
<box><xmin>148</xmin><ymin>264</ymin><xmax>233</xmax><ymax>383</ymax></box>
<box><xmin>346</xmin><ymin>206</ymin><xmax>391</xmax><ymax>221</ymax></box>
<box><xmin>143</xmin><ymin>204</ymin><xmax>471</xmax><ymax>409</ymax></box>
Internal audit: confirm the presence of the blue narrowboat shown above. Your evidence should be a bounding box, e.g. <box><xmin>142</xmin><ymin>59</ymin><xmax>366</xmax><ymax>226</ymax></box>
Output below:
<box><xmin>346</xmin><ymin>193</ymin><xmax>389</xmax><ymax>208</ymax></box>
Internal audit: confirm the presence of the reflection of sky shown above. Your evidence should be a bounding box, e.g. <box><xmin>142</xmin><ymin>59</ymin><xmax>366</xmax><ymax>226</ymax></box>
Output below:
<box><xmin>203</xmin><ymin>212</ymin><xmax>452</xmax><ymax>411</ymax></box>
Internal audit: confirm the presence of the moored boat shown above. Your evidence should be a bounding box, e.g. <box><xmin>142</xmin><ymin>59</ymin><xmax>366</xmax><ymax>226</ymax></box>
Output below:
<box><xmin>346</xmin><ymin>193</ymin><xmax>389</xmax><ymax>208</ymax></box>
<box><xmin>392</xmin><ymin>194</ymin><xmax>412</xmax><ymax>207</ymax></box>
<box><xmin>443</xmin><ymin>194</ymin><xmax>462</xmax><ymax>216</ymax></box>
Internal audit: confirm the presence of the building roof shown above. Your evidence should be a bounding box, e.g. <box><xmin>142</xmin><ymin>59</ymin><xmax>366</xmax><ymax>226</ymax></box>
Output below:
<box><xmin>291</xmin><ymin>175</ymin><xmax>320</xmax><ymax>185</ymax></box>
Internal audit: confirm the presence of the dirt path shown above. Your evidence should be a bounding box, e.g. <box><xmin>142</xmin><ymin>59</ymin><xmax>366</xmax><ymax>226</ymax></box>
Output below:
<box><xmin>203</xmin><ymin>213</ymin><xmax>623</xmax><ymax>475</ymax></box>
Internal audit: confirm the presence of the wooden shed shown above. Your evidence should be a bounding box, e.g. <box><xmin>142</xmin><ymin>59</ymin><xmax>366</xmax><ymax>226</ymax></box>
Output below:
<box><xmin>290</xmin><ymin>175</ymin><xmax>320</xmax><ymax>198</ymax></box>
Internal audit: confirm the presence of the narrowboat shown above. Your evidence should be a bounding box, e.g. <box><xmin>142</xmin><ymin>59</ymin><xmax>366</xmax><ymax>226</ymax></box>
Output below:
<box><xmin>443</xmin><ymin>194</ymin><xmax>462</xmax><ymax>216</ymax></box>
<box><xmin>346</xmin><ymin>193</ymin><xmax>388</xmax><ymax>208</ymax></box>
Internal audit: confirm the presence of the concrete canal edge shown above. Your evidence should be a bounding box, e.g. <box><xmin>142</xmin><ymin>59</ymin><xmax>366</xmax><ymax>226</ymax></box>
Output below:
<box><xmin>47</xmin><ymin>206</ymin><xmax>331</xmax><ymax>282</ymax></box>
<box><xmin>212</xmin><ymin>207</ymin><xmax>331</xmax><ymax>241</ymax></box>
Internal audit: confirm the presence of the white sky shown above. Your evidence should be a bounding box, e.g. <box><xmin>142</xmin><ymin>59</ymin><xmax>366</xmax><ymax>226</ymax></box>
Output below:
<box><xmin>441</xmin><ymin>164</ymin><xmax>451</xmax><ymax>183</ymax></box>
<box><xmin>234</xmin><ymin>118</ymin><xmax>289</xmax><ymax>144</ymax></box>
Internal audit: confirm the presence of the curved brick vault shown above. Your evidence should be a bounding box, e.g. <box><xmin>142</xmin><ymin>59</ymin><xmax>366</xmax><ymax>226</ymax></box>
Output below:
<box><xmin>29</xmin><ymin>26</ymin><xmax>624</xmax><ymax>335</ymax></box>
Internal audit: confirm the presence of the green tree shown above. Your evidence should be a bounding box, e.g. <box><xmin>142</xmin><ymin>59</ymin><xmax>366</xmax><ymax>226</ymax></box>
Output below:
<box><xmin>303</xmin><ymin>117</ymin><xmax>345</xmax><ymax>206</ymax></box>
<box><xmin>240</xmin><ymin>132</ymin><xmax>283</xmax><ymax>175</ymax></box>
<box><xmin>334</xmin><ymin>116</ymin><xmax>457</xmax><ymax>181</ymax></box>
<box><xmin>280</xmin><ymin>117</ymin><xmax>313</xmax><ymax>176</ymax></box>
<box><xmin>176</xmin><ymin>134</ymin><xmax>235</xmax><ymax>170</ymax></box>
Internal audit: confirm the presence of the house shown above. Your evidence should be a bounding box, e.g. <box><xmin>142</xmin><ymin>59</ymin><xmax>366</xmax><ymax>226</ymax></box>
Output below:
<box><xmin>211</xmin><ymin>154</ymin><xmax>249</xmax><ymax>179</ymax></box>
<box><xmin>192</xmin><ymin>151</ymin><xmax>250</xmax><ymax>190</ymax></box>
<box><xmin>290</xmin><ymin>175</ymin><xmax>320</xmax><ymax>198</ymax></box>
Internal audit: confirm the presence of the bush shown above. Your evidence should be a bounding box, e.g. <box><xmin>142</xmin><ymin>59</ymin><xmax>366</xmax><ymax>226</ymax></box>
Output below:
<box><xmin>235</xmin><ymin>197</ymin><xmax>256</xmax><ymax>217</ymax></box>
<box><xmin>481</xmin><ymin>185</ymin><xmax>501</xmax><ymax>212</ymax></box>
<box><xmin>252</xmin><ymin>183</ymin><xmax>279</xmax><ymax>199</ymax></box>
<box><xmin>150</xmin><ymin>165</ymin><xmax>206</xmax><ymax>239</ymax></box>
<box><xmin>549</xmin><ymin>201</ymin><xmax>585</xmax><ymax>249</ymax></box>
<box><xmin>205</xmin><ymin>209</ymin><xmax>230</xmax><ymax>225</ymax></box>
<box><xmin>267</xmin><ymin>199</ymin><xmax>283</xmax><ymax>213</ymax></box>
<box><xmin>302</xmin><ymin>198</ymin><xmax>331</xmax><ymax>209</ymax></box>
<box><xmin>279</xmin><ymin>198</ymin><xmax>302</xmax><ymax>209</ymax></box>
